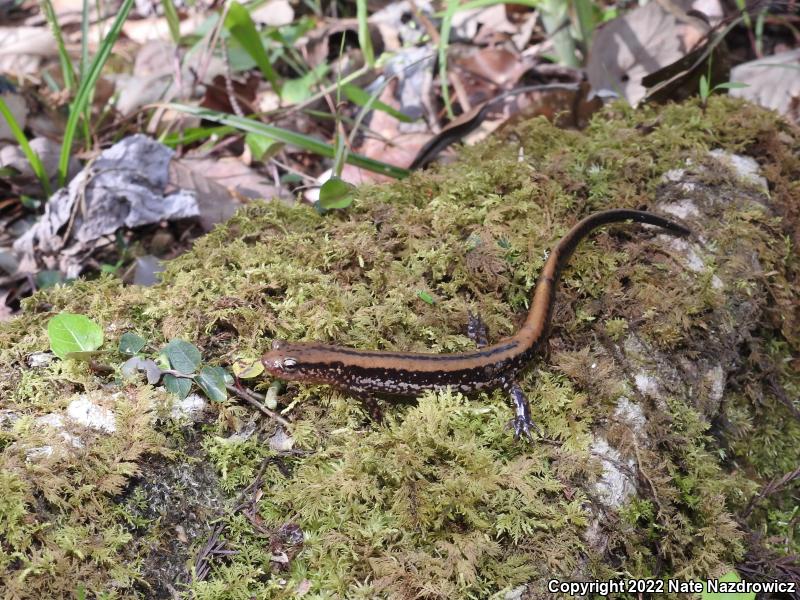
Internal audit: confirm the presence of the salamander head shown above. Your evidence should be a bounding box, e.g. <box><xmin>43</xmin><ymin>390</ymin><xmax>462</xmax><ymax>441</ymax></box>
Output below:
<box><xmin>262</xmin><ymin>339</ymin><xmax>342</xmax><ymax>385</ymax></box>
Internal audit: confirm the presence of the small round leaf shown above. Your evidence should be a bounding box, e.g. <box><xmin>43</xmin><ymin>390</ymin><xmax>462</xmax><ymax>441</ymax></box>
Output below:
<box><xmin>119</xmin><ymin>332</ymin><xmax>146</xmax><ymax>355</ymax></box>
<box><xmin>319</xmin><ymin>177</ymin><xmax>355</xmax><ymax>209</ymax></box>
<box><xmin>164</xmin><ymin>373</ymin><xmax>192</xmax><ymax>399</ymax></box>
<box><xmin>47</xmin><ymin>313</ymin><xmax>104</xmax><ymax>360</ymax></box>
<box><xmin>196</xmin><ymin>366</ymin><xmax>228</xmax><ymax>402</ymax></box>
<box><xmin>161</xmin><ymin>339</ymin><xmax>201</xmax><ymax>374</ymax></box>
<box><xmin>232</xmin><ymin>357</ymin><xmax>264</xmax><ymax>379</ymax></box>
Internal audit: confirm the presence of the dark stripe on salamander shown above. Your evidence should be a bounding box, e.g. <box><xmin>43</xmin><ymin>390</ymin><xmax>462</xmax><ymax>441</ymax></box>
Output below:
<box><xmin>298</xmin><ymin>341</ymin><xmax>520</xmax><ymax>361</ymax></box>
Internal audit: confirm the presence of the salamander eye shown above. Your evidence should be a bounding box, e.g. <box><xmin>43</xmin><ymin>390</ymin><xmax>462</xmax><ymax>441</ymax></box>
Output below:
<box><xmin>282</xmin><ymin>358</ymin><xmax>298</xmax><ymax>371</ymax></box>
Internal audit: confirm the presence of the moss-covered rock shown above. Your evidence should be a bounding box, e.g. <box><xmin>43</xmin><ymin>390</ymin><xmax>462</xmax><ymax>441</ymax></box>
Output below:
<box><xmin>1</xmin><ymin>97</ymin><xmax>798</xmax><ymax>598</ymax></box>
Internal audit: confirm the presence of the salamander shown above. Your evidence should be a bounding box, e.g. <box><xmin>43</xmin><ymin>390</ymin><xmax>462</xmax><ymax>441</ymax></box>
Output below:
<box><xmin>262</xmin><ymin>208</ymin><xmax>690</xmax><ymax>439</ymax></box>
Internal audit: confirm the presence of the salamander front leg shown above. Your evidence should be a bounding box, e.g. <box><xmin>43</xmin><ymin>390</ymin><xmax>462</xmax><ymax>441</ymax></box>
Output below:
<box><xmin>505</xmin><ymin>382</ymin><xmax>542</xmax><ymax>441</ymax></box>
<box><xmin>347</xmin><ymin>389</ymin><xmax>384</xmax><ymax>423</ymax></box>
<box><xmin>467</xmin><ymin>312</ymin><xmax>489</xmax><ymax>348</ymax></box>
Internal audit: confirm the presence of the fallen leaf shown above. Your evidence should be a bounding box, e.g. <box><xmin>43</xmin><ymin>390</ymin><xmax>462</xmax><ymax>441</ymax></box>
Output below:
<box><xmin>12</xmin><ymin>135</ymin><xmax>218</xmax><ymax>277</ymax></box>
<box><xmin>0</xmin><ymin>27</ymin><xmax>57</xmax><ymax>76</ymax></box>
<box><xmin>0</xmin><ymin>290</ymin><xmax>13</xmax><ymax>322</ymax></box>
<box><xmin>250</xmin><ymin>0</ymin><xmax>294</xmax><ymax>26</ymax></box>
<box><xmin>729</xmin><ymin>48</ymin><xmax>800</xmax><ymax>122</ymax></box>
<box><xmin>121</xmin><ymin>356</ymin><xmax>163</xmax><ymax>385</ymax></box>
<box><xmin>586</xmin><ymin>0</ymin><xmax>722</xmax><ymax>105</ymax></box>
<box><xmin>174</xmin><ymin>155</ymin><xmax>283</xmax><ymax>204</ymax></box>
<box><xmin>122</xmin><ymin>13</ymin><xmax>206</xmax><ymax>44</ymax></box>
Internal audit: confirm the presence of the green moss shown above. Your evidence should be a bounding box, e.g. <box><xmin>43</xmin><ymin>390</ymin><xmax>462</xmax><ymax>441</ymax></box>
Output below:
<box><xmin>0</xmin><ymin>97</ymin><xmax>798</xmax><ymax>596</ymax></box>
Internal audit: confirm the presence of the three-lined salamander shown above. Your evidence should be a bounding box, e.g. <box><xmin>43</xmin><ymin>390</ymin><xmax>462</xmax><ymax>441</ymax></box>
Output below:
<box><xmin>262</xmin><ymin>209</ymin><xmax>690</xmax><ymax>439</ymax></box>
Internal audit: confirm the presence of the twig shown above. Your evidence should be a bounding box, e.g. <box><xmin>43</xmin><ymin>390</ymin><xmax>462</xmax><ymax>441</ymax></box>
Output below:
<box><xmin>225</xmin><ymin>383</ymin><xmax>292</xmax><ymax>428</ymax></box>
<box><xmin>221</xmin><ymin>38</ymin><xmax>244</xmax><ymax>118</ymax></box>
<box><xmin>742</xmin><ymin>464</ymin><xmax>800</xmax><ymax>518</ymax></box>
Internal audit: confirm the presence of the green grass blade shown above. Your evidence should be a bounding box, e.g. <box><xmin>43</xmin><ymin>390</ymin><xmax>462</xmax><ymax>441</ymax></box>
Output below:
<box><xmin>540</xmin><ymin>0</ymin><xmax>579</xmax><ymax>67</ymax></box>
<box><xmin>438</xmin><ymin>0</ymin><xmax>459</xmax><ymax>119</ymax></box>
<box><xmin>166</xmin><ymin>103</ymin><xmax>410</xmax><ymax>179</ymax></box>
<box><xmin>40</xmin><ymin>0</ymin><xmax>77</xmax><ymax>92</ymax></box>
<box><xmin>572</xmin><ymin>0</ymin><xmax>600</xmax><ymax>43</ymax></box>
<box><xmin>162</xmin><ymin>124</ymin><xmax>235</xmax><ymax>146</ymax></box>
<box><xmin>80</xmin><ymin>0</ymin><xmax>92</xmax><ymax>145</ymax></box>
<box><xmin>356</xmin><ymin>0</ymin><xmax>374</xmax><ymax>67</ymax></box>
<box><xmin>57</xmin><ymin>0</ymin><xmax>136</xmax><ymax>186</ymax></box>
<box><xmin>81</xmin><ymin>0</ymin><xmax>90</xmax><ymax>78</ymax></box>
<box><xmin>341</xmin><ymin>83</ymin><xmax>414</xmax><ymax>123</ymax></box>
<box><xmin>0</xmin><ymin>97</ymin><xmax>52</xmax><ymax>197</ymax></box>
<box><xmin>225</xmin><ymin>1</ymin><xmax>282</xmax><ymax>94</ymax></box>
<box><xmin>162</xmin><ymin>0</ymin><xmax>182</xmax><ymax>43</ymax></box>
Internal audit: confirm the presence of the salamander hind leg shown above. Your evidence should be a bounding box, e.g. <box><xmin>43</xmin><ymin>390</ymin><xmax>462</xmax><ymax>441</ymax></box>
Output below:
<box><xmin>505</xmin><ymin>383</ymin><xmax>542</xmax><ymax>442</ymax></box>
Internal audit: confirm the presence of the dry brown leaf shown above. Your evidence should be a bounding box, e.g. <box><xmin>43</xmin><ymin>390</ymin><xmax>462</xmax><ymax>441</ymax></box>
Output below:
<box><xmin>345</xmin><ymin>77</ymin><xmax>430</xmax><ymax>183</ymax></box>
<box><xmin>12</xmin><ymin>136</ymin><xmax>222</xmax><ymax>277</ymax></box>
<box><xmin>122</xmin><ymin>14</ymin><xmax>206</xmax><ymax>44</ymax></box>
<box><xmin>174</xmin><ymin>156</ymin><xmax>284</xmax><ymax>208</ymax></box>
<box><xmin>250</xmin><ymin>0</ymin><xmax>294</xmax><ymax>27</ymax></box>
<box><xmin>0</xmin><ymin>290</ymin><xmax>13</xmax><ymax>322</ymax></box>
<box><xmin>0</xmin><ymin>137</ymin><xmax>80</xmax><ymax>191</ymax></box>
<box><xmin>453</xmin><ymin>46</ymin><xmax>531</xmax><ymax>94</ymax></box>
<box><xmin>730</xmin><ymin>49</ymin><xmax>800</xmax><ymax>122</ymax></box>
<box><xmin>586</xmin><ymin>0</ymin><xmax>722</xmax><ymax>105</ymax></box>
<box><xmin>0</xmin><ymin>26</ymin><xmax>57</xmax><ymax>76</ymax></box>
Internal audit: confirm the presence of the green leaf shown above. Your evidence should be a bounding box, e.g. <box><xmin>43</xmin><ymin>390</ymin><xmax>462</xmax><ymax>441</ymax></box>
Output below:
<box><xmin>196</xmin><ymin>366</ymin><xmax>228</xmax><ymax>402</ymax></box>
<box><xmin>119</xmin><ymin>332</ymin><xmax>146</xmax><ymax>355</ymax></box>
<box><xmin>245</xmin><ymin>133</ymin><xmax>284</xmax><ymax>160</ymax></box>
<box><xmin>356</xmin><ymin>0</ymin><xmax>374</xmax><ymax>67</ymax></box>
<box><xmin>40</xmin><ymin>0</ymin><xmax>76</xmax><ymax>92</ymax></box>
<box><xmin>166</xmin><ymin>104</ymin><xmax>410</xmax><ymax>179</ymax></box>
<box><xmin>164</xmin><ymin>373</ymin><xmax>192</xmax><ymax>399</ymax></box>
<box><xmin>417</xmin><ymin>290</ymin><xmax>436</xmax><ymax>305</ymax></box>
<box><xmin>161</xmin><ymin>0</ymin><xmax>181</xmax><ymax>43</ymax></box>
<box><xmin>341</xmin><ymin>83</ymin><xmax>414</xmax><ymax>123</ymax></box>
<box><xmin>281</xmin><ymin>64</ymin><xmax>329</xmax><ymax>104</ymax></box>
<box><xmin>225</xmin><ymin>1</ymin><xmax>281</xmax><ymax>94</ymax></box>
<box><xmin>232</xmin><ymin>357</ymin><xmax>264</xmax><ymax>379</ymax></box>
<box><xmin>572</xmin><ymin>0</ymin><xmax>602</xmax><ymax>42</ymax></box>
<box><xmin>162</xmin><ymin>125</ymin><xmax>234</xmax><ymax>147</ymax></box>
<box><xmin>161</xmin><ymin>339</ymin><xmax>202</xmax><ymax>374</ymax></box>
<box><xmin>699</xmin><ymin>74</ymin><xmax>710</xmax><ymax>100</ymax></box>
<box><xmin>319</xmin><ymin>177</ymin><xmax>355</xmax><ymax>209</ymax></box>
<box><xmin>713</xmin><ymin>81</ymin><xmax>749</xmax><ymax>91</ymax></box>
<box><xmin>702</xmin><ymin>571</ymin><xmax>755</xmax><ymax>600</ymax></box>
<box><xmin>47</xmin><ymin>313</ymin><xmax>104</xmax><ymax>359</ymax></box>
<box><xmin>0</xmin><ymin>96</ymin><xmax>52</xmax><ymax>197</ymax></box>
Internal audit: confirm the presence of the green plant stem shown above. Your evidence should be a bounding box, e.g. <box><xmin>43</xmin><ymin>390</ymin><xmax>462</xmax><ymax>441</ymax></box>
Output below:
<box><xmin>162</xmin><ymin>0</ymin><xmax>182</xmax><ymax>43</ymax></box>
<box><xmin>0</xmin><ymin>97</ymin><xmax>52</xmax><ymax>197</ymax></box>
<box><xmin>438</xmin><ymin>0</ymin><xmax>459</xmax><ymax>119</ymax></box>
<box><xmin>41</xmin><ymin>0</ymin><xmax>77</xmax><ymax>92</ymax></box>
<box><xmin>166</xmin><ymin>104</ymin><xmax>409</xmax><ymax>179</ymax></box>
<box><xmin>540</xmin><ymin>0</ymin><xmax>579</xmax><ymax>68</ymax></box>
<box><xmin>356</xmin><ymin>0</ymin><xmax>374</xmax><ymax>67</ymax></box>
<box><xmin>57</xmin><ymin>0</ymin><xmax>136</xmax><ymax>186</ymax></box>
